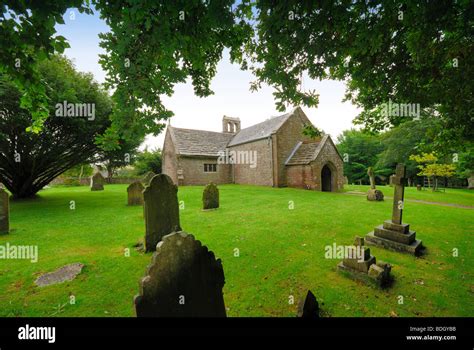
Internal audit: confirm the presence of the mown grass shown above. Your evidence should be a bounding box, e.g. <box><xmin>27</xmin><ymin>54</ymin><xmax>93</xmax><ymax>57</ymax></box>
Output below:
<box><xmin>0</xmin><ymin>184</ymin><xmax>472</xmax><ymax>317</ymax></box>
<box><xmin>345</xmin><ymin>184</ymin><xmax>474</xmax><ymax>207</ymax></box>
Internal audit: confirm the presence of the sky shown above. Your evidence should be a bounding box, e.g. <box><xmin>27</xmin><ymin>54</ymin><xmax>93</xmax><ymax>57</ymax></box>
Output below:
<box><xmin>56</xmin><ymin>7</ymin><xmax>361</xmax><ymax>150</ymax></box>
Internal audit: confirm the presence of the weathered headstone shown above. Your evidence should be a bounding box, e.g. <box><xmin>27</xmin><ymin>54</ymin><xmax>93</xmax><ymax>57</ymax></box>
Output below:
<box><xmin>127</xmin><ymin>181</ymin><xmax>144</xmax><ymax>206</ymax></box>
<box><xmin>389</xmin><ymin>174</ymin><xmax>395</xmax><ymax>187</ymax></box>
<box><xmin>297</xmin><ymin>290</ymin><xmax>319</xmax><ymax>318</ymax></box>
<box><xmin>0</xmin><ymin>188</ymin><xmax>9</xmax><ymax>234</ymax></box>
<box><xmin>337</xmin><ymin>236</ymin><xmax>392</xmax><ymax>287</ymax></box>
<box><xmin>366</xmin><ymin>164</ymin><xmax>423</xmax><ymax>255</ymax></box>
<box><xmin>90</xmin><ymin>172</ymin><xmax>105</xmax><ymax>191</ymax></box>
<box><xmin>134</xmin><ymin>231</ymin><xmax>227</xmax><ymax>317</ymax></box>
<box><xmin>367</xmin><ymin>167</ymin><xmax>384</xmax><ymax>201</ymax></box>
<box><xmin>143</xmin><ymin>174</ymin><xmax>181</xmax><ymax>252</ymax></box>
<box><xmin>468</xmin><ymin>174</ymin><xmax>474</xmax><ymax>189</ymax></box>
<box><xmin>202</xmin><ymin>182</ymin><xmax>219</xmax><ymax>210</ymax></box>
<box><xmin>142</xmin><ymin>171</ymin><xmax>156</xmax><ymax>187</ymax></box>
<box><xmin>343</xmin><ymin>176</ymin><xmax>349</xmax><ymax>185</ymax></box>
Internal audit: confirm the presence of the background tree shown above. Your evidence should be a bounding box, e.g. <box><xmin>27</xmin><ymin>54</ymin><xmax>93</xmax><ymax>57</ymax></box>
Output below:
<box><xmin>0</xmin><ymin>0</ymin><xmax>92</xmax><ymax>132</ymax></box>
<box><xmin>336</xmin><ymin>129</ymin><xmax>383</xmax><ymax>184</ymax></box>
<box><xmin>98</xmin><ymin>138</ymin><xmax>141</xmax><ymax>182</ymax></box>
<box><xmin>133</xmin><ymin>148</ymin><xmax>162</xmax><ymax>175</ymax></box>
<box><xmin>242</xmin><ymin>1</ymin><xmax>473</xmax><ymax>148</ymax></box>
<box><xmin>409</xmin><ymin>153</ymin><xmax>456</xmax><ymax>191</ymax></box>
<box><xmin>2</xmin><ymin>2</ymin><xmax>471</xmax><ymax>153</ymax></box>
<box><xmin>0</xmin><ymin>55</ymin><xmax>112</xmax><ymax>198</ymax></box>
<box><xmin>376</xmin><ymin>118</ymin><xmax>438</xmax><ymax>184</ymax></box>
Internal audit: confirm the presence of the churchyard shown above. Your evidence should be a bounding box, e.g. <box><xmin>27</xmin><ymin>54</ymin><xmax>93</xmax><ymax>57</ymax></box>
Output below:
<box><xmin>0</xmin><ymin>183</ymin><xmax>472</xmax><ymax>317</ymax></box>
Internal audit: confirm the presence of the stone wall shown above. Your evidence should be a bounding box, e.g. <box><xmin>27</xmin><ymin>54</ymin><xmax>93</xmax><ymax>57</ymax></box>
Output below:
<box><xmin>229</xmin><ymin>138</ymin><xmax>274</xmax><ymax>186</ymax></box>
<box><xmin>286</xmin><ymin>164</ymin><xmax>315</xmax><ymax>189</ymax></box>
<box><xmin>177</xmin><ymin>156</ymin><xmax>232</xmax><ymax>186</ymax></box>
<box><xmin>310</xmin><ymin>139</ymin><xmax>345</xmax><ymax>191</ymax></box>
<box><xmin>275</xmin><ymin>108</ymin><xmax>312</xmax><ymax>187</ymax></box>
<box><xmin>49</xmin><ymin>177</ymin><xmax>142</xmax><ymax>186</ymax></box>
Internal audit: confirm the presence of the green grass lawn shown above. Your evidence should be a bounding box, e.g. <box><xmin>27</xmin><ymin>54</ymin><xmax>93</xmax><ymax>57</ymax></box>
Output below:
<box><xmin>345</xmin><ymin>184</ymin><xmax>474</xmax><ymax>207</ymax></box>
<box><xmin>0</xmin><ymin>184</ymin><xmax>473</xmax><ymax>317</ymax></box>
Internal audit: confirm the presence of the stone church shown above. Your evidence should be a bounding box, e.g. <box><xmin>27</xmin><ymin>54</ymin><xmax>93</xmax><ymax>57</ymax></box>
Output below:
<box><xmin>162</xmin><ymin>107</ymin><xmax>344</xmax><ymax>191</ymax></box>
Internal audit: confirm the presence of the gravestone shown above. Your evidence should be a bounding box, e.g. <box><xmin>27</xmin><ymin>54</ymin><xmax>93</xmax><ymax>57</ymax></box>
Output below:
<box><xmin>127</xmin><ymin>181</ymin><xmax>144</xmax><ymax>206</ymax></box>
<box><xmin>143</xmin><ymin>174</ymin><xmax>181</xmax><ymax>252</ymax></box>
<box><xmin>468</xmin><ymin>174</ymin><xmax>474</xmax><ymax>189</ymax></box>
<box><xmin>366</xmin><ymin>167</ymin><xmax>384</xmax><ymax>201</ymax></box>
<box><xmin>389</xmin><ymin>174</ymin><xmax>395</xmax><ymax>187</ymax></box>
<box><xmin>142</xmin><ymin>171</ymin><xmax>156</xmax><ymax>187</ymax></box>
<box><xmin>297</xmin><ymin>290</ymin><xmax>319</xmax><ymax>318</ymax></box>
<box><xmin>343</xmin><ymin>176</ymin><xmax>349</xmax><ymax>185</ymax></box>
<box><xmin>35</xmin><ymin>263</ymin><xmax>84</xmax><ymax>287</ymax></box>
<box><xmin>0</xmin><ymin>188</ymin><xmax>9</xmax><ymax>234</ymax></box>
<box><xmin>366</xmin><ymin>164</ymin><xmax>423</xmax><ymax>255</ymax></box>
<box><xmin>134</xmin><ymin>231</ymin><xmax>227</xmax><ymax>317</ymax></box>
<box><xmin>337</xmin><ymin>236</ymin><xmax>392</xmax><ymax>287</ymax></box>
<box><xmin>202</xmin><ymin>182</ymin><xmax>219</xmax><ymax>210</ymax></box>
<box><xmin>90</xmin><ymin>172</ymin><xmax>105</xmax><ymax>191</ymax></box>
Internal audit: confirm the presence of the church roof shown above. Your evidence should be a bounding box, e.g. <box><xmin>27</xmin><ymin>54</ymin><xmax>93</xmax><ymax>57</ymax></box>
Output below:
<box><xmin>168</xmin><ymin>127</ymin><xmax>234</xmax><ymax>157</ymax></box>
<box><xmin>167</xmin><ymin>108</ymin><xmax>310</xmax><ymax>156</ymax></box>
<box><xmin>285</xmin><ymin>135</ymin><xmax>331</xmax><ymax>165</ymax></box>
<box><xmin>227</xmin><ymin>111</ymin><xmax>293</xmax><ymax>147</ymax></box>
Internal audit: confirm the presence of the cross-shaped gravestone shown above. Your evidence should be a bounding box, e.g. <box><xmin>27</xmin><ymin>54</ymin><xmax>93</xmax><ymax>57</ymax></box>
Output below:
<box><xmin>391</xmin><ymin>164</ymin><xmax>407</xmax><ymax>225</ymax></box>
<box><xmin>367</xmin><ymin>167</ymin><xmax>376</xmax><ymax>190</ymax></box>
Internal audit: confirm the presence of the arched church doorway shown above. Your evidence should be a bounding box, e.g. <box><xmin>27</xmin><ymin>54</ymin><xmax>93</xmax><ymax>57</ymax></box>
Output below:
<box><xmin>321</xmin><ymin>165</ymin><xmax>332</xmax><ymax>192</ymax></box>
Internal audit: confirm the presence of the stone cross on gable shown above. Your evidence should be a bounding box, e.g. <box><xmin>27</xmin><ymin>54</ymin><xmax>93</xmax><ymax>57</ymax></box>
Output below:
<box><xmin>391</xmin><ymin>164</ymin><xmax>407</xmax><ymax>225</ymax></box>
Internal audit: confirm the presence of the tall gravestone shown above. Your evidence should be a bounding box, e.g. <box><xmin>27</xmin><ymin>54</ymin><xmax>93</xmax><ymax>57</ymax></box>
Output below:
<box><xmin>90</xmin><ymin>172</ymin><xmax>105</xmax><ymax>191</ymax></box>
<box><xmin>366</xmin><ymin>164</ymin><xmax>423</xmax><ymax>255</ymax></box>
<box><xmin>134</xmin><ymin>231</ymin><xmax>227</xmax><ymax>317</ymax></box>
<box><xmin>202</xmin><ymin>183</ymin><xmax>219</xmax><ymax>210</ymax></box>
<box><xmin>366</xmin><ymin>167</ymin><xmax>384</xmax><ymax>201</ymax></box>
<box><xmin>143</xmin><ymin>174</ymin><xmax>181</xmax><ymax>252</ymax></box>
<box><xmin>127</xmin><ymin>181</ymin><xmax>144</xmax><ymax>206</ymax></box>
<box><xmin>142</xmin><ymin>171</ymin><xmax>156</xmax><ymax>187</ymax></box>
<box><xmin>0</xmin><ymin>188</ymin><xmax>9</xmax><ymax>234</ymax></box>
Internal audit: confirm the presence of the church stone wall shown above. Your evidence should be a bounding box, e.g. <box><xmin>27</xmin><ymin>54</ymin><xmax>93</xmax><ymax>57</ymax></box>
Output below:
<box><xmin>162</xmin><ymin>129</ymin><xmax>179</xmax><ymax>185</ymax></box>
<box><xmin>177</xmin><ymin>156</ymin><xmax>232</xmax><ymax>186</ymax></box>
<box><xmin>229</xmin><ymin>138</ymin><xmax>273</xmax><ymax>186</ymax></box>
<box><xmin>286</xmin><ymin>165</ymin><xmax>316</xmax><ymax>189</ymax></box>
<box><xmin>310</xmin><ymin>140</ymin><xmax>345</xmax><ymax>191</ymax></box>
<box><xmin>275</xmin><ymin>109</ymin><xmax>312</xmax><ymax>187</ymax></box>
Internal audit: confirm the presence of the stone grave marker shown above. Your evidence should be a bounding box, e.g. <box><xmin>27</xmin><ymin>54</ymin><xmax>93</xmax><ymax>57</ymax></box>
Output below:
<box><xmin>142</xmin><ymin>171</ymin><xmax>156</xmax><ymax>187</ymax></box>
<box><xmin>337</xmin><ymin>236</ymin><xmax>392</xmax><ymax>287</ymax></box>
<box><xmin>90</xmin><ymin>172</ymin><xmax>105</xmax><ymax>191</ymax></box>
<box><xmin>134</xmin><ymin>231</ymin><xmax>227</xmax><ymax>317</ymax></box>
<box><xmin>127</xmin><ymin>181</ymin><xmax>144</xmax><ymax>206</ymax></box>
<box><xmin>35</xmin><ymin>263</ymin><xmax>84</xmax><ymax>287</ymax></box>
<box><xmin>143</xmin><ymin>174</ymin><xmax>181</xmax><ymax>252</ymax></box>
<box><xmin>0</xmin><ymin>188</ymin><xmax>9</xmax><ymax>234</ymax></box>
<box><xmin>366</xmin><ymin>167</ymin><xmax>384</xmax><ymax>201</ymax></box>
<box><xmin>297</xmin><ymin>290</ymin><xmax>319</xmax><ymax>318</ymax></box>
<box><xmin>202</xmin><ymin>182</ymin><xmax>219</xmax><ymax>210</ymax></box>
<box><xmin>365</xmin><ymin>164</ymin><xmax>423</xmax><ymax>255</ymax></box>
